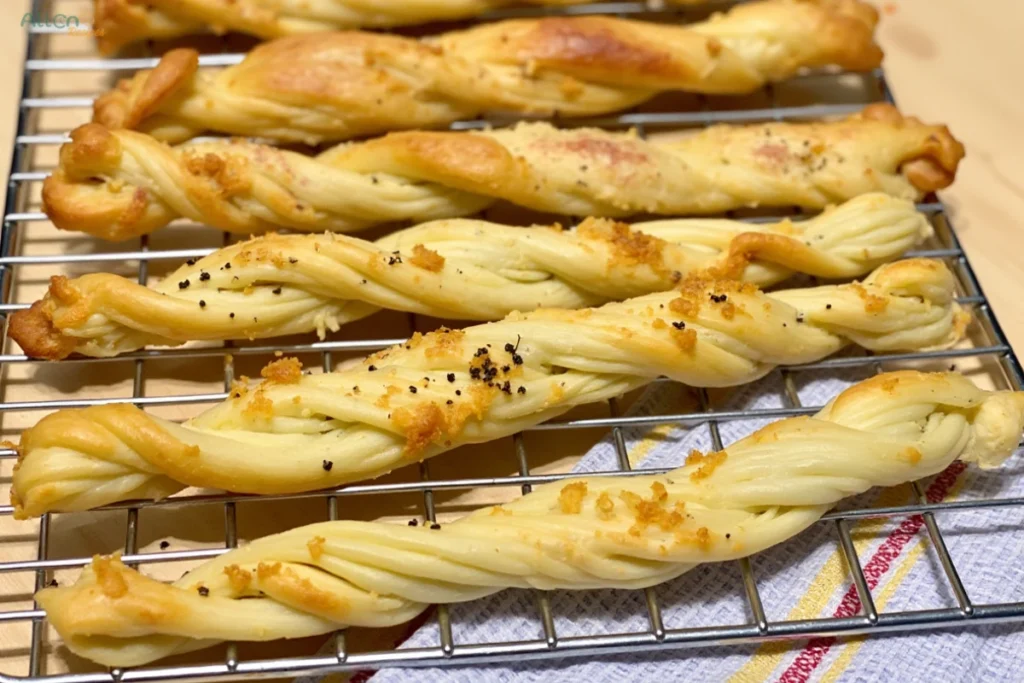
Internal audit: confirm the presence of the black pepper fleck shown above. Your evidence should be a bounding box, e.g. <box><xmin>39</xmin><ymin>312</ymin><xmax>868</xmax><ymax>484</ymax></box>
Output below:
<box><xmin>272</xmin><ymin>287</ymin><xmax>282</xmax><ymax>295</ymax></box>
<box><xmin>409</xmin><ymin>386</ymin><xmax>417</xmax><ymax>393</ymax></box>
<box><xmin>199</xmin><ymin>300</ymin><xmax>206</xmax><ymax>308</ymax></box>
<box><xmin>672</xmin><ymin>321</ymin><xmax>685</xmax><ymax>330</ymax></box>
<box><xmin>408</xmin><ymin>519</ymin><xmax>418</xmax><ymax>526</ymax></box>
<box><xmin>430</xmin><ymin>523</ymin><xmax>441</xmax><ymax>530</ymax></box>
<box><xmin>322</xmin><ymin>460</ymin><xmax>333</xmax><ymax>471</ymax></box>
<box><xmin>368</xmin><ymin>365</ymin><xmax>377</xmax><ymax>372</ymax></box>
<box><xmin>289</xmin><ymin>257</ymin><xmax>298</xmax><ymax>264</ymax></box>
<box><xmin>198</xmin><ymin>586</ymin><xmax>209</xmax><ymax>597</ymax></box>
<box><xmin>178</xmin><ymin>280</ymin><xmax>190</xmax><ymax>289</ymax></box>
<box><xmin>160</xmin><ymin>540</ymin><xmax>170</xmax><ymax>549</ymax></box>
<box><xmin>447</xmin><ymin>373</ymin><xmax>456</xmax><ymax>382</ymax></box>
<box><xmin>199</xmin><ymin>271</ymin><xmax>211</xmax><ymax>282</ymax></box>
<box><xmin>517</xmin><ymin>386</ymin><xmax>527</xmax><ymax>394</ymax></box>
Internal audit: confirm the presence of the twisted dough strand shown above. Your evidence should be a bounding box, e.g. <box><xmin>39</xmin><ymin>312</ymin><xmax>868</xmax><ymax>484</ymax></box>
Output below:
<box><xmin>95</xmin><ymin>0</ymin><xmax>882</xmax><ymax>144</ymax></box>
<box><xmin>37</xmin><ymin>370</ymin><xmax>1024</xmax><ymax>667</ymax></box>
<box><xmin>11</xmin><ymin>259</ymin><xmax>970</xmax><ymax>517</ymax></box>
<box><xmin>42</xmin><ymin>104</ymin><xmax>964</xmax><ymax>241</ymax></box>
<box><xmin>92</xmin><ymin>0</ymin><xmax>744</xmax><ymax>54</ymax></box>
<box><xmin>10</xmin><ymin>193</ymin><xmax>930</xmax><ymax>359</ymax></box>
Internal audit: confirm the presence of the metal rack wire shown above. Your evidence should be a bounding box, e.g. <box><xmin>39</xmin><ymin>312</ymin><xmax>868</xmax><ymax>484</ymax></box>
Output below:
<box><xmin>1</xmin><ymin>0</ymin><xmax>1023</xmax><ymax>680</ymax></box>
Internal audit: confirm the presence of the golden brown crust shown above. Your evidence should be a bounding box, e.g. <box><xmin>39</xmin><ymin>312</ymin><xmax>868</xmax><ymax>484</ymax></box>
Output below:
<box><xmin>92</xmin><ymin>1</ymin><xmax>883</xmax><ymax>143</ymax></box>
<box><xmin>858</xmin><ymin>103</ymin><xmax>966</xmax><ymax>192</ymax></box>
<box><xmin>93</xmin><ymin>49</ymin><xmax>198</xmax><ymax>130</ymax></box>
<box><xmin>6</xmin><ymin>300</ymin><xmax>79</xmax><ymax>361</ymax></box>
<box><xmin>43</xmin><ymin>106</ymin><xmax>962</xmax><ymax>240</ymax></box>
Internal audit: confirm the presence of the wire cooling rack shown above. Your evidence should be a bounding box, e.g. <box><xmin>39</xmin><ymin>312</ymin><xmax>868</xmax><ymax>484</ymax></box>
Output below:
<box><xmin>1</xmin><ymin>1</ymin><xmax>1023</xmax><ymax>680</ymax></box>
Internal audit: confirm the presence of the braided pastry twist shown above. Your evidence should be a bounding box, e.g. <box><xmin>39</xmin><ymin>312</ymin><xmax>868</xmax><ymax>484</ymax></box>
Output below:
<box><xmin>37</xmin><ymin>370</ymin><xmax>1024</xmax><ymax>667</ymax></box>
<box><xmin>10</xmin><ymin>193</ymin><xmax>930</xmax><ymax>360</ymax></box>
<box><xmin>94</xmin><ymin>0</ymin><xmax>882</xmax><ymax>144</ymax></box>
<box><xmin>11</xmin><ymin>259</ymin><xmax>970</xmax><ymax>517</ymax></box>
<box><xmin>92</xmin><ymin>0</ymin><xmax>741</xmax><ymax>54</ymax></box>
<box><xmin>43</xmin><ymin>105</ymin><xmax>964</xmax><ymax>241</ymax></box>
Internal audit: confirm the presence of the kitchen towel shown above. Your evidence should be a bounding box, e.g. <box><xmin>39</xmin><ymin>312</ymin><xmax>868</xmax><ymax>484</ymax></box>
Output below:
<box><xmin>350</xmin><ymin>366</ymin><xmax>1024</xmax><ymax>682</ymax></box>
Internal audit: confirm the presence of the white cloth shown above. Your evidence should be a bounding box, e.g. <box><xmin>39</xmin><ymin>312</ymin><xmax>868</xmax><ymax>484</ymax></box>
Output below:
<box><xmin>341</xmin><ymin>367</ymin><xmax>1024</xmax><ymax>682</ymax></box>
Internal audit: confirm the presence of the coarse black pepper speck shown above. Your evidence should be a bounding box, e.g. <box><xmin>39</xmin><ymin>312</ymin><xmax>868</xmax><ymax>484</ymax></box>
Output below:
<box><xmin>446</xmin><ymin>399</ymin><xmax>454</xmax><ymax>405</ymax></box>
<box><xmin>186</xmin><ymin>258</ymin><xmax>197</xmax><ymax>266</ymax></box>
<box><xmin>198</xmin><ymin>586</ymin><xmax>209</xmax><ymax>597</ymax></box>
<box><xmin>447</xmin><ymin>373</ymin><xmax>456</xmax><ymax>382</ymax></box>
<box><xmin>408</xmin><ymin>519</ymin><xmax>418</xmax><ymax>526</ymax></box>
<box><xmin>322</xmin><ymin>460</ymin><xmax>333</xmax><ymax>472</ymax></box>
<box><xmin>199</xmin><ymin>300</ymin><xmax>206</xmax><ymax>308</ymax></box>
<box><xmin>512</xmin><ymin>354</ymin><xmax>523</xmax><ymax>366</ymax></box>
<box><xmin>48</xmin><ymin>579</ymin><xmax>58</xmax><ymax>587</ymax></box>
<box><xmin>224</xmin><ymin>262</ymin><xmax>231</xmax><ymax>270</ymax></box>
<box><xmin>672</xmin><ymin>321</ymin><xmax>685</xmax><ymax>330</ymax></box>
<box><xmin>289</xmin><ymin>257</ymin><xmax>298</xmax><ymax>264</ymax></box>
<box><xmin>199</xmin><ymin>271</ymin><xmax>211</xmax><ymax>281</ymax></box>
<box><xmin>409</xmin><ymin>386</ymin><xmax>417</xmax><ymax>393</ymax></box>
<box><xmin>179</xmin><ymin>280</ymin><xmax>190</xmax><ymax>289</ymax></box>
<box><xmin>517</xmin><ymin>386</ymin><xmax>527</xmax><ymax>394</ymax></box>
<box><xmin>504</xmin><ymin>343</ymin><xmax>515</xmax><ymax>353</ymax></box>
<box><xmin>160</xmin><ymin>540</ymin><xmax>170</xmax><ymax>549</ymax></box>
<box><xmin>430</xmin><ymin>523</ymin><xmax>441</xmax><ymax>530</ymax></box>
<box><xmin>455</xmin><ymin>390</ymin><xmax>462</xmax><ymax>396</ymax></box>
<box><xmin>272</xmin><ymin>287</ymin><xmax>282</xmax><ymax>295</ymax></box>
<box><xmin>230</xmin><ymin>312</ymin><xmax>235</xmax><ymax>318</ymax></box>
<box><xmin>368</xmin><ymin>365</ymin><xmax>377</xmax><ymax>372</ymax></box>
<box><xmin>826</xmin><ymin>304</ymin><xmax>832</xmax><ymax>310</ymax></box>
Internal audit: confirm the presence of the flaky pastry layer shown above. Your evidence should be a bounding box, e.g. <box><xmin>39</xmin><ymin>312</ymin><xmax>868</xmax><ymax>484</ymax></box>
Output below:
<box><xmin>10</xmin><ymin>193</ymin><xmax>931</xmax><ymax>359</ymax></box>
<box><xmin>95</xmin><ymin>0</ymin><xmax>882</xmax><ymax>143</ymax></box>
<box><xmin>11</xmin><ymin>259</ymin><xmax>970</xmax><ymax>517</ymax></box>
<box><xmin>36</xmin><ymin>370</ymin><xmax>1024</xmax><ymax>666</ymax></box>
<box><xmin>42</xmin><ymin>105</ymin><xmax>964</xmax><ymax>241</ymax></box>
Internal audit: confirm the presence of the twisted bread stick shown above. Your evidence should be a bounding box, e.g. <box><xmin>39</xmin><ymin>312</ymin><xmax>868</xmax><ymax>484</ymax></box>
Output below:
<box><xmin>95</xmin><ymin>0</ymin><xmax>882</xmax><ymax>144</ymax></box>
<box><xmin>42</xmin><ymin>105</ymin><xmax>964</xmax><ymax>241</ymax></box>
<box><xmin>10</xmin><ymin>193</ymin><xmax>930</xmax><ymax>360</ymax></box>
<box><xmin>37</xmin><ymin>371</ymin><xmax>1024</xmax><ymax>667</ymax></box>
<box><xmin>94</xmin><ymin>0</ymin><xmax>720</xmax><ymax>54</ymax></box>
<box><xmin>11</xmin><ymin>259</ymin><xmax>969</xmax><ymax>517</ymax></box>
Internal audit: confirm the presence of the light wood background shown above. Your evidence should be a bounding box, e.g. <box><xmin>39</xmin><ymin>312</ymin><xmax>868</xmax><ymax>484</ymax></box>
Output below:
<box><xmin>0</xmin><ymin>0</ymin><xmax>1020</xmax><ymax>678</ymax></box>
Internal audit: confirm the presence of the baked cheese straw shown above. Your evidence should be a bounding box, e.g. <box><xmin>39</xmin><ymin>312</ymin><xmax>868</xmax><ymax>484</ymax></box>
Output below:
<box><xmin>11</xmin><ymin>259</ymin><xmax>969</xmax><ymax>517</ymax></box>
<box><xmin>95</xmin><ymin>0</ymin><xmax>882</xmax><ymax>144</ymax></box>
<box><xmin>10</xmin><ymin>193</ymin><xmax>930</xmax><ymax>359</ymax></box>
<box><xmin>36</xmin><ymin>370</ymin><xmax>1024</xmax><ymax>667</ymax></box>
<box><xmin>92</xmin><ymin>0</ymin><xmax>751</xmax><ymax>54</ymax></box>
<box><xmin>41</xmin><ymin>104</ymin><xmax>964</xmax><ymax>241</ymax></box>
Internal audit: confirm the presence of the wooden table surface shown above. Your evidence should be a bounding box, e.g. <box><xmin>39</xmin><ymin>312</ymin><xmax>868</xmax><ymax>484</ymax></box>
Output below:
<box><xmin>0</xmin><ymin>0</ymin><xmax>1020</xmax><ymax>678</ymax></box>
